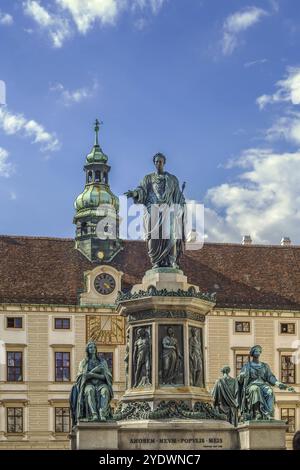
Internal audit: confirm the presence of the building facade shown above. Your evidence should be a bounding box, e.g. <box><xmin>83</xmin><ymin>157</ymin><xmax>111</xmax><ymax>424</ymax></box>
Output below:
<box><xmin>0</xmin><ymin>127</ymin><xmax>299</xmax><ymax>449</ymax></box>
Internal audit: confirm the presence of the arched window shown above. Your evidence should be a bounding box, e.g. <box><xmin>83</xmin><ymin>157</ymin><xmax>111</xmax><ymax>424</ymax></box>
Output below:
<box><xmin>95</xmin><ymin>171</ymin><xmax>100</xmax><ymax>182</ymax></box>
<box><xmin>87</xmin><ymin>171</ymin><xmax>93</xmax><ymax>183</ymax></box>
<box><xmin>81</xmin><ymin>222</ymin><xmax>88</xmax><ymax>235</ymax></box>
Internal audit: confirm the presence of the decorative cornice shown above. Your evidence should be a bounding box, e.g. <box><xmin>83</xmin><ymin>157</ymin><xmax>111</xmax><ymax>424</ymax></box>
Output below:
<box><xmin>48</xmin><ymin>399</ymin><xmax>70</xmax><ymax>407</ymax></box>
<box><xmin>0</xmin><ymin>303</ymin><xmax>116</xmax><ymax>314</ymax></box>
<box><xmin>117</xmin><ymin>288</ymin><xmax>216</xmax><ymax>303</ymax></box>
<box><xmin>0</xmin><ymin>399</ymin><xmax>29</xmax><ymax>406</ymax></box>
<box><xmin>113</xmin><ymin>400</ymin><xmax>226</xmax><ymax>421</ymax></box>
<box><xmin>127</xmin><ymin>310</ymin><xmax>206</xmax><ymax>323</ymax></box>
<box><xmin>210</xmin><ymin>309</ymin><xmax>300</xmax><ymax>318</ymax></box>
<box><xmin>277</xmin><ymin>348</ymin><xmax>298</xmax><ymax>352</ymax></box>
<box><xmin>1</xmin><ymin>303</ymin><xmax>300</xmax><ymax>317</ymax></box>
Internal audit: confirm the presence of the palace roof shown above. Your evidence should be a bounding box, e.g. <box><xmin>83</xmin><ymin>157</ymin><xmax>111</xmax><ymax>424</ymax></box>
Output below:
<box><xmin>1</xmin><ymin>235</ymin><xmax>300</xmax><ymax>310</ymax></box>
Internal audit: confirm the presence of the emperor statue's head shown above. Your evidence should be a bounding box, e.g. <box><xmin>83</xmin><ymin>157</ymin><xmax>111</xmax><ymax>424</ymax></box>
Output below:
<box><xmin>153</xmin><ymin>153</ymin><xmax>166</xmax><ymax>173</ymax></box>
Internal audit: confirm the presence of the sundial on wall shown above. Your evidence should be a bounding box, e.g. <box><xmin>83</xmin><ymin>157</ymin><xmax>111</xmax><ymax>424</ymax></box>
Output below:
<box><xmin>86</xmin><ymin>315</ymin><xmax>125</xmax><ymax>345</ymax></box>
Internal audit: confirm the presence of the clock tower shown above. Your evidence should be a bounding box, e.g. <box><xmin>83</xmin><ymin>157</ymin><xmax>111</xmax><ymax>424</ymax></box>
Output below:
<box><xmin>73</xmin><ymin>120</ymin><xmax>122</xmax><ymax>262</ymax></box>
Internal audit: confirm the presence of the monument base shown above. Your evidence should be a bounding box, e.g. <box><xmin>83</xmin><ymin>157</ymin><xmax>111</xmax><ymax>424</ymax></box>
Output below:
<box><xmin>237</xmin><ymin>420</ymin><xmax>287</xmax><ymax>450</ymax></box>
<box><xmin>71</xmin><ymin>419</ymin><xmax>288</xmax><ymax>450</ymax></box>
<box><xmin>72</xmin><ymin>419</ymin><xmax>237</xmax><ymax>450</ymax></box>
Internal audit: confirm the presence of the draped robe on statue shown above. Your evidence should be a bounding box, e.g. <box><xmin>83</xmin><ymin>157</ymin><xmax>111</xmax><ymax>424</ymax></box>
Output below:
<box><xmin>70</xmin><ymin>357</ymin><xmax>113</xmax><ymax>426</ymax></box>
<box><xmin>238</xmin><ymin>361</ymin><xmax>277</xmax><ymax>419</ymax></box>
<box><xmin>212</xmin><ymin>375</ymin><xmax>239</xmax><ymax>426</ymax></box>
<box><xmin>132</xmin><ymin>172</ymin><xmax>185</xmax><ymax>268</ymax></box>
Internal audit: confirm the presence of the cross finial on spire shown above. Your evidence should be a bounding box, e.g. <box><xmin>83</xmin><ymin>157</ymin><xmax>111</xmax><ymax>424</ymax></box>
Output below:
<box><xmin>94</xmin><ymin>118</ymin><xmax>103</xmax><ymax>146</ymax></box>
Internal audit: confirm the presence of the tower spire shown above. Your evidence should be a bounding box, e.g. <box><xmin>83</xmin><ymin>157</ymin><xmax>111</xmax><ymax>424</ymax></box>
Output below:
<box><xmin>94</xmin><ymin>118</ymin><xmax>102</xmax><ymax>146</ymax></box>
<box><xmin>73</xmin><ymin>119</ymin><xmax>122</xmax><ymax>263</ymax></box>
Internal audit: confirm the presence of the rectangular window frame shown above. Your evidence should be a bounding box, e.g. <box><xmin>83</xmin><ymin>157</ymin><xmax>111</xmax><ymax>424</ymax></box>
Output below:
<box><xmin>6</xmin><ymin>407</ymin><xmax>23</xmax><ymax>434</ymax></box>
<box><xmin>280</xmin><ymin>407</ymin><xmax>296</xmax><ymax>433</ymax></box>
<box><xmin>280</xmin><ymin>354</ymin><xmax>296</xmax><ymax>385</ymax></box>
<box><xmin>279</xmin><ymin>322</ymin><xmax>296</xmax><ymax>335</ymax></box>
<box><xmin>6</xmin><ymin>351</ymin><xmax>23</xmax><ymax>382</ymax></box>
<box><xmin>54</xmin><ymin>318</ymin><xmax>71</xmax><ymax>330</ymax></box>
<box><xmin>55</xmin><ymin>351</ymin><xmax>71</xmax><ymax>382</ymax></box>
<box><xmin>234</xmin><ymin>321</ymin><xmax>251</xmax><ymax>334</ymax></box>
<box><xmin>6</xmin><ymin>317</ymin><xmax>23</xmax><ymax>329</ymax></box>
<box><xmin>55</xmin><ymin>407</ymin><xmax>70</xmax><ymax>433</ymax></box>
<box><xmin>5</xmin><ymin>316</ymin><xmax>24</xmax><ymax>331</ymax></box>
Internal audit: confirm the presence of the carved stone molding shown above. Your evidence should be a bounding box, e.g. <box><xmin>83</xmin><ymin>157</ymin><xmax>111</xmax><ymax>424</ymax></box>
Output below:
<box><xmin>128</xmin><ymin>310</ymin><xmax>206</xmax><ymax>323</ymax></box>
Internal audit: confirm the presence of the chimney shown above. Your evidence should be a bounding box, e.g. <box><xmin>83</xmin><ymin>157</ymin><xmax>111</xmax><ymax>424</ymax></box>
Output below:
<box><xmin>281</xmin><ymin>237</ymin><xmax>291</xmax><ymax>246</ymax></box>
<box><xmin>242</xmin><ymin>235</ymin><xmax>252</xmax><ymax>245</ymax></box>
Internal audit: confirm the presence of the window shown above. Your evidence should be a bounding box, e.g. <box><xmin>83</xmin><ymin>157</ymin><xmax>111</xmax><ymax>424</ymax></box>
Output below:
<box><xmin>281</xmin><ymin>355</ymin><xmax>296</xmax><ymax>384</ymax></box>
<box><xmin>95</xmin><ymin>171</ymin><xmax>100</xmax><ymax>183</ymax></box>
<box><xmin>7</xmin><ymin>407</ymin><xmax>23</xmax><ymax>433</ymax></box>
<box><xmin>54</xmin><ymin>318</ymin><xmax>70</xmax><ymax>330</ymax></box>
<box><xmin>280</xmin><ymin>323</ymin><xmax>295</xmax><ymax>334</ymax></box>
<box><xmin>55</xmin><ymin>352</ymin><xmax>70</xmax><ymax>382</ymax></box>
<box><xmin>87</xmin><ymin>171</ymin><xmax>93</xmax><ymax>183</ymax></box>
<box><xmin>281</xmin><ymin>408</ymin><xmax>296</xmax><ymax>433</ymax></box>
<box><xmin>98</xmin><ymin>352</ymin><xmax>113</xmax><ymax>376</ymax></box>
<box><xmin>235</xmin><ymin>354</ymin><xmax>249</xmax><ymax>375</ymax></box>
<box><xmin>7</xmin><ymin>352</ymin><xmax>23</xmax><ymax>382</ymax></box>
<box><xmin>6</xmin><ymin>317</ymin><xmax>22</xmax><ymax>328</ymax></box>
<box><xmin>81</xmin><ymin>222</ymin><xmax>87</xmax><ymax>235</ymax></box>
<box><xmin>55</xmin><ymin>407</ymin><xmax>70</xmax><ymax>433</ymax></box>
<box><xmin>235</xmin><ymin>321</ymin><xmax>250</xmax><ymax>333</ymax></box>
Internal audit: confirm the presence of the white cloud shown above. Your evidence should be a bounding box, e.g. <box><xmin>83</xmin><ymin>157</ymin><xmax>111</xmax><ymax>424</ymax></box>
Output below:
<box><xmin>23</xmin><ymin>0</ymin><xmax>167</xmax><ymax>46</ymax></box>
<box><xmin>23</xmin><ymin>0</ymin><xmax>71</xmax><ymax>47</ymax></box>
<box><xmin>205</xmin><ymin>148</ymin><xmax>300</xmax><ymax>244</ymax></box>
<box><xmin>244</xmin><ymin>58</ymin><xmax>268</xmax><ymax>68</ymax></box>
<box><xmin>0</xmin><ymin>11</ymin><xmax>13</xmax><ymax>26</ymax></box>
<box><xmin>222</xmin><ymin>7</ymin><xmax>267</xmax><ymax>56</ymax></box>
<box><xmin>265</xmin><ymin>113</ymin><xmax>300</xmax><ymax>145</ymax></box>
<box><xmin>0</xmin><ymin>107</ymin><xmax>60</xmax><ymax>152</ymax></box>
<box><xmin>133</xmin><ymin>0</ymin><xmax>167</xmax><ymax>14</ymax></box>
<box><xmin>50</xmin><ymin>80</ymin><xmax>98</xmax><ymax>106</ymax></box>
<box><xmin>56</xmin><ymin>0</ymin><xmax>120</xmax><ymax>34</ymax></box>
<box><xmin>257</xmin><ymin>66</ymin><xmax>300</xmax><ymax>109</ymax></box>
<box><xmin>257</xmin><ymin>67</ymin><xmax>300</xmax><ymax>146</ymax></box>
<box><xmin>0</xmin><ymin>147</ymin><xmax>13</xmax><ymax>178</ymax></box>
<box><xmin>10</xmin><ymin>191</ymin><xmax>17</xmax><ymax>200</ymax></box>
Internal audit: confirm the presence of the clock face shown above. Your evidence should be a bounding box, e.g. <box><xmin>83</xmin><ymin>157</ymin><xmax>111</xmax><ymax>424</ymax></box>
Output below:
<box><xmin>94</xmin><ymin>273</ymin><xmax>116</xmax><ymax>295</ymax></box>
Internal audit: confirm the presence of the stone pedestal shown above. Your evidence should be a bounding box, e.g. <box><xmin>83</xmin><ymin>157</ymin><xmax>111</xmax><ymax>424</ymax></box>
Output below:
<box><xmin>116</xmin><ymin>268</ymin><xmax>216</xmax><ymax>409</ymax></box>
<box><xmin>73</xmin><ymin>419</ymin><xmax>237</xmax><ymax>450</ymax></box>
<box><xmin>131</xmin><ymin>268</ymin><xmax>199</xmax><ymax>293</ymax></box>
<box><xmin>72</xmin><ymin>419</ymin><xmax>289</xmax><ymax>450</ymax></box>
<box><xmin>73</xmin><ymin>422</ymin><xmax>119</xmax><ymax>450</ymax></box>
<box><xmin>237</xmin><ymin>420</ymin><xmax>288</xmax><ymax>450</ymax></box>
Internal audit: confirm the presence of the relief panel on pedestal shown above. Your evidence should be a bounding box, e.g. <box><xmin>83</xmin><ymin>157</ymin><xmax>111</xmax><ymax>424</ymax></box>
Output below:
<box><xmin>131</xmin><ymin>325</ymin><xmax>152</xmax><ymax>388</ymax></box>
<box><xmin>158</xmin><ymin>324</ymin><xmax>184</xmax><ymax>386</ymax></box>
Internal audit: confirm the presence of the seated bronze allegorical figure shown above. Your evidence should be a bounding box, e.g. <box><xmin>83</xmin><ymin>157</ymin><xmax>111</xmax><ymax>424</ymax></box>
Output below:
<box><xmin>70</xmin><ymin>341</ymin><xmax>113</xmax><ymax>426</ymax></box>
<box><xmin>238</xmin><ymin>345</ymin><xmax>295</xmax><ymax>421</ymax></box>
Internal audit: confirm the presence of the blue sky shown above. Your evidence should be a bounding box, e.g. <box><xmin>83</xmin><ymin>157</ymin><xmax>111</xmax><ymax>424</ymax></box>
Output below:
<box><xmin>1</xmin><ymin>0</ymin><xmax>300</xmax><ymax>243</ymax></box>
